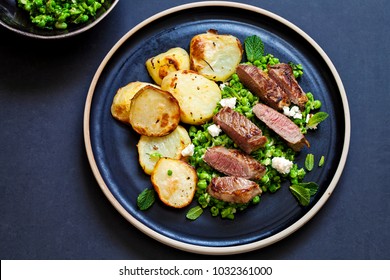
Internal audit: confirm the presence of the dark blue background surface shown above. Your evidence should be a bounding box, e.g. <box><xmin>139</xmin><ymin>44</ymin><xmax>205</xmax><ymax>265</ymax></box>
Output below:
<box><xmin>1</xmin><ymin>0</ymin><xmax>389</xmax><ymax>259</ymax></box>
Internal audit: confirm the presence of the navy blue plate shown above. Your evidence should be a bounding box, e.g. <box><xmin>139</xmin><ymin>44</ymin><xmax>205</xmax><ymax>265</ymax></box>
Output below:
<box><xmin>84</xmin><ymin>2</ymin><xmax>350</xmax><ymax>254</ymax></box>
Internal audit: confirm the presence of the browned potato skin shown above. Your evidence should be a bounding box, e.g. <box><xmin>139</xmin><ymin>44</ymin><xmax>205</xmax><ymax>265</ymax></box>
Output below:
<box><xmin>110</xmin><ymin>81</ymin><xmax>158</xmax><ymax>124</ymax></box>
<box><xmin>129</xmin><ymin>85</ymin><xmax>180</xmax><ymax>137</ymax></box>
<box><xmin>146</xmin><ymin>47</ymin><xmax>190</xmax><ymax>85</ymax></box>
<box><xmin>151</xmin><ymin>158</ymin><xmax>197</xmax><ymax>208</ymax></box>
<box><xmin>190</xmin><ymin>29</ymin><xmax>243</xmax><ymax>82</ymax></box>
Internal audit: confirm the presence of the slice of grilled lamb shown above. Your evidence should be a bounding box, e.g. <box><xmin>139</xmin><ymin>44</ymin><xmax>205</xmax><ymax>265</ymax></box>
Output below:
<box><xmin>207</xmin><ymin>176</ymin><xmax>262</xmax><ymax>204</ymax></box>
<box><xmin>267</xmin><ymin>63</ymin><xmax>308</xmax><ymax>110</ymax></box>
<box><xmin>236</xmin><ymin>64</ymin><xmax>290</xmax><ymax>110</ymax></box>
<box><xmin>203</xmin><ymin>146</ymin><xmax>266</xmax><ymax>180</ymax></box>
<box><xmin>252</xmin><ymin>103</ymin><xmax>309</xmax><ymax>151</ymax></box>
<box><xmin>213</xmin><ymin>106</ymin><xmax>267</xmax><ymax>154</ymax></box>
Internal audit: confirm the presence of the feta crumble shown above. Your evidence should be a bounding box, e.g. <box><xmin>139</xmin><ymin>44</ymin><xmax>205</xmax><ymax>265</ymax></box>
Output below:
<box><xmin>271</xmin><ymin>157</ymin><xmax>294</xmax><ymax>174</ymax></box>
<box><xmin>219</xmin><ymin>83</ymin><xmax>227</xmax><ymax>90</ymax></box>
<box><xmin>219</xmin><ymin>97</ymin><xmax>237</xmax><ymax>109</ymax></box>
<box><xmin>181</xmin><ymin>143</ymin><xmax>194</xmax><ymax>157</ymax></box>
<box><xmin>207</xmin><ymin>124</ymin><xmax>222</xmax><ymax>137</ymax></box>
<box><xmin>283</xmin><ymin>105</ymin><xmax>302</xmax><ymax>119</ymax></box>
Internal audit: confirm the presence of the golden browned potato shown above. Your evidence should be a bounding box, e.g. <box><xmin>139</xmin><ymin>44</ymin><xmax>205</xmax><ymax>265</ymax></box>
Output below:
<box><xmin>111</xmin><ymin>81</ymin><xmax>158</xmax><ymax>124</ymax></box>
<box><xmin>145</xmin><ymin>47</ymin><xmax>190</xmax><ymax>85</ymax></box>
<box><xmin>161</xmin><ymin>70</ymin><xmax>221</xmax><ymax>125</ymax></box>
<box><xmin>129</xmin><ymin>85</ymin><xmax>180</xmax><ymax>137</ymax></box>
<box><xmin>137</xmin><ymin>125</ymin><xmax>191</xmax><ymax>175</ymax></box>
<box><xmin>151</xmin><ymin>158</ymin><xmax>197</xmax><ymax>208</ymax></box>
<box><xmin>190</xmin><ymin>29</ymin><xmax>243</xmax><ymax>82</ymax></box>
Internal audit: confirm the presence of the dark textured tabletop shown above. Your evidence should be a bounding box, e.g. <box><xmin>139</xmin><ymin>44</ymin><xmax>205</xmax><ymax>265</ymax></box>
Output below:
<box><xmin>1</xmin><ymin>0</ymin><xmax>389</xmax><ymax>259</ymax></box>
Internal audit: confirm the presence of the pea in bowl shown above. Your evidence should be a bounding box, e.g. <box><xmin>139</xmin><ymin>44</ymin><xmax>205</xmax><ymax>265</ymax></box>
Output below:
<box><xmin>0</xmin><ymin>0</ymin><xmax>119</xmax><ymax>39</ymax></box>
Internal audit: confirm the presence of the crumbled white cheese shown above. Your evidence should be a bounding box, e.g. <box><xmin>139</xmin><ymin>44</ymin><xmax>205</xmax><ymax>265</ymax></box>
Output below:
<box><xmin>283</xmin><ymin>106</ymin><xmax>291</xmax><ymax>116</ymax></box>
<box><xmin>219</xmin><ymin>83</ymin><xmax>227</xmax><ymax>90</ymax></box>
<box><xmin>283</xmin><ymin>105</ymin><xmax>302</xmax><ymax>119</ymax></box>
<box><xmin>207</xmin><ymin>124</ymin><xmax>222</xmax><ymax>137</ymax></box>
<box><xmin>181</xmin><ymin>143</ymin><xmax>194</xmax><ymax>157</ymax></box>
<box><xmin>271</xmin><ymin>157</ymin><xmax>294</xmax><ymax>174</ymax></box>
<box><xmin>219</xmin><ymin>97</ymin><xmax>237</xmax><ymax>109</ymax></box>
<box><xmin>306</xmin><ymin>114</ymin><xmax>311</xmax><ymax>123</ymax></box>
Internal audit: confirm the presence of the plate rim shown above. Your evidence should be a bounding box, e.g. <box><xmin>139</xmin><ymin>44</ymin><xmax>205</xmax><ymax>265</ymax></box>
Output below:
<box><xmin>0</xmin><ymin>0</ymin><xmax>119</xmax><ymax>39</ymax></box>
<box><xmin>83</xmin><ymin>1</ymin><xmax>351</xmax><ymax>255</ymax></box>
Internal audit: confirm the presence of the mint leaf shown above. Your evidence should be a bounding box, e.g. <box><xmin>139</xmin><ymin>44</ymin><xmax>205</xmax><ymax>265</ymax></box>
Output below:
<box><xmin>298</xmin><ymin>182</ymin><xmax>319</xmax><ymax>196</ymax></box>
<box><xmin>137</xmin><ymin>188</ymin><xmax>155</xmax><ymax>210</ymax></box>
<box><xmin>319</xmin><ymin>155</ymin><xmax>325</xmax><ymax>167</ymax></box>
<box><xmin>186</xmin><ymin>206</ymin><xmax>203</xmax><ymax>220</ymax></box>
<box><xmin>244</xmin><ymin>35</ymin><xmax>264</xmax><ymax>62</ymax></box>
<box><xmin>307</xmin><ymin>112</ymin><xmax>329</xmax><ymax>128</ymax></box>
<box><xmin>290</xmin><ymin>184</ymin><xmax>311</xmax><ymax>206</ymax></box>
<box><xmin>305</xmin><ymin>153</ymin><xmax>314</xmax><ymax>171</ymax></box>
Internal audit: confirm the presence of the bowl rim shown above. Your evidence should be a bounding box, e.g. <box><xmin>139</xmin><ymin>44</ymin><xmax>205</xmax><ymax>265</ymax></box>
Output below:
<box><xmin>0</xmin><ymin>0</ymin><xmax>119</xmax><ymax>39</ymax></box>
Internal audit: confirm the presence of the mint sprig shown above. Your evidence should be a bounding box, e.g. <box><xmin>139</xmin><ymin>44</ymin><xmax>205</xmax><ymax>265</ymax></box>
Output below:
<box><xmin>290</xmin><ymin>182</ymin><xmax>319</xmax><ymax>206</ymax></box>
<box><xmin>137</xmin><ymin>188</ymin><xmax>155</xmax><ymax>210</ymax></box>
<box><xmin>307</xmin><ymin>112</ymin><xmax>329</xmax><ymax>129</ymax></box>
<box><xmin>244</xmin><ymin>35</ymin><xmax>264</xmax><ymax>62</ymax></box>
<box><xmin>305</xmin><ymin>153</ymin><xmax>314</xmax><ymax>171</ymax></box>
<box><xmin>186</xmin><ymin>206</ymin><xmax>203</xmax><ymax>221</ymax></box>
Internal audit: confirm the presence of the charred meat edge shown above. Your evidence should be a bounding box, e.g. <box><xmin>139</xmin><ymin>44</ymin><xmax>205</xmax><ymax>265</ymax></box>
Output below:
<box><xmin>203</xmin><ymin>146</ymin><xmax>266</xmax><ymax>180</ymax></box>
<box><xmin>236</xmin><ymin>64</ymin><xmax>290</xmax><ymax>110</ymax></box>
<box><xmin>267</xmin><ymin>63</ymin><xmax>308</xmax><ymax>110</ymax></box>
<box><xmin>207</xmin><ymin>176</ymin><xmax>262</xmax><ymax>204</ymax></box>
<box><xmin>213</xmin><ymin>106</ymin><xmax>267</xmax><ymax>154</ymax></box>
<box><xmin>252</xmin><ymin>103</ymin><xmax>309</xmax><ymax>151</ymax></box>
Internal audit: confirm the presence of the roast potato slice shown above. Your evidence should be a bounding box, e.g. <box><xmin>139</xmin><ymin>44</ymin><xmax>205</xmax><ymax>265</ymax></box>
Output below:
<box><xmin>190</xmin><ymin>30</ymin><xmax>243</xmax><ymax>82</ymax></box>
<box><xmin>151</xmin><ymin>158</ymin><xmax>197</xmax><ymax>208</ymax></box>
<box><xmin>146</xmin><ymin>47</ymin><xmax>190</xmax><ymax>85</ymax></box>
<box><xmin>161</xmin><ymin>70</ymin><xmax>221</xmax><ymax>125</ymax></box>
<box><xmin>129</xmin><ymin>85</ymin><xmax>180</xmax><ymax>136</ymax></box>
<box><xmin>137</xmin><ymin>125</ymin><xmax>191</xmax><ymax>175</ymax></box>
<box><xmin>111</xmin><ymin>81</ymin><xmax>157</xmax><ymax>124</ymax></box>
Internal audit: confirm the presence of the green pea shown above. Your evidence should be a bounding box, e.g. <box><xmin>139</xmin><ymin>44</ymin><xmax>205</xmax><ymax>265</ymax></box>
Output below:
<box><xmin>198</xmin><ymin>172</ymin><xmax>211</xmax><ymax>181</ymax></box>
<box><xmin>252</xmin><ymin>195</ymin><xmax>260</xmax><ymax>204</ymax></box>
<box><xmin>197</xmin><ymin>180</ymin><xmax>208</xmax><ymax>190</ymax></box>
<box><xmin>210</xmin><ymin>206</ymin><xmax>219</xmax><ymax>216</ymax></box>
<box><xmin>313</xmin><ymin>100</ymin><xmax>322</xmax><ymax>109</ymax></box>
<box><xmin>55</xmin><ymin>21</ymin><xmax>67</xmax><ymax>29</ymax></box>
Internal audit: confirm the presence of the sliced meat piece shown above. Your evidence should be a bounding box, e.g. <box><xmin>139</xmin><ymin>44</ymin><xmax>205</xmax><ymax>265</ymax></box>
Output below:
<box><xmin>252</xmin><ymin>103</ymin><xmax>309</xmax><ymax>151</ymax></box>
<box><xmin>267</xmin><ymin>63</ymin><xmax>308</xmax><ymax>110</ymax></box>
<box><xmin>207</xmin><ymin>176</ymin><xmax>262</xmax><ymax>204</ymax></box>
<box><xmin>213</xmin><ymin>106</ymin><xmax>267</xmax><ymax>154</ymax></box>
<box><xmin>236</xmin><ymin>64</ymin><xmax>290</xmax><ymax>110</ymax></box>
<box><xmin>203</xmin><ymin>146</ymin><xmax>266</xmax><ymax>180</ymax></box>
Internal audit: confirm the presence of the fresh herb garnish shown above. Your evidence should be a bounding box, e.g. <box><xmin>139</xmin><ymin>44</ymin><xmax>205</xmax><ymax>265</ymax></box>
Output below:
<box><xmin>244</xmin><ymin>35</ymin><xmax>264</xmax><ymax>62</ymax></box>
<box><xmin>298</xmin><ymin>182</ymin><xmax>319</xmax><ymax>196</ymax></box>
<box><xmin>290</xmin><ymin>184</ymin><xmax>311</xmax><ymax>206</ymax></box>
<box><xmin>319</xmin><ymin>156</ymin><xmax>325</xmax><ymax>167</ymax></box>
<box><xmin>289</xmin><ymin>182</ymin><xmax>319</xmax><ymax>206</ymax></box>
<box><xmin>307</xmin><ymin>112</ymin><xmax>329</xmax><ymax>129</ymax></box>
<box><xmin>137</xmin><ymin>188</ymin><xmax>156</xmax><ymax>210</ymax></box>
<box><xmin>186</xmin><ymin>206</ymin><xmax>203</xmax><ymax>220</ymax></box>
<box><xmin>305</xmin><ymin>153</ymin><xmax>315</xmax><ymax>171</ymax></box>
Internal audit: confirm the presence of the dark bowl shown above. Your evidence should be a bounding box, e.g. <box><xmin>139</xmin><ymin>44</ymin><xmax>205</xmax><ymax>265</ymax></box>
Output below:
<box><xmin>0</xmin><ymin>0</ymin><xmax>119</xmax><ymax>39</ymax></box>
